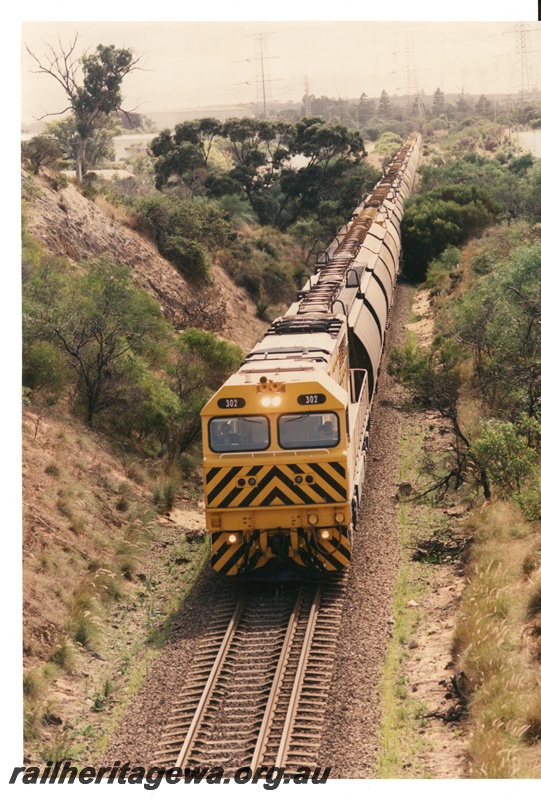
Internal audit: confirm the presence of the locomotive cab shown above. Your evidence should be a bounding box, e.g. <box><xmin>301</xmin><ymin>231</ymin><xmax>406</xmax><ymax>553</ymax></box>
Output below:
<box><xmin>201</xmin><ymin>368</ymin><xmax>352</xmax><ymax>576</ymax></box>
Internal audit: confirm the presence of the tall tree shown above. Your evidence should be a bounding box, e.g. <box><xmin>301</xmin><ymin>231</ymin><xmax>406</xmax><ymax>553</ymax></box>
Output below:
<box><xmin>356</xmin><ymin>93</ymin><xmax>375</xmax><ymax>125</ymax></box>
<box><xmin>378</xmin><ymin>90</ymin><xmax>392</xmax><ymax>119</ymax></box>
<box><xmin>26</xmin><ymin>36</ymin><xmax>140</xmax><ymax>180</ymax></box>
<box><xmin>432</xmin><ymin>87</ymin><xmax>445</xmax><ymax>116</ymax></box>
<box><xmin>475</xmin><ymin>94</ymin><xmax>492</xmax><ymax>117</ymax></box>
<box><xmin>274</xmin><ymin>117</ymin><xmax>365</xmax><ymax>228</ymax></box>
<box><xmin>456</xmin><ymin>90</ymin><xmax>471</xmax><ymax>115</ymax></box>
<box><xmin>452</xmin><ymin>244</ymin><xmax>541</xmax><ymax>421</ymax></box>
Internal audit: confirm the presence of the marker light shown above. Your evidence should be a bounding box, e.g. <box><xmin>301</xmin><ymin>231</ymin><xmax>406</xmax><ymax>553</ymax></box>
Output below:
<box><xmin>308</xmin><ymin>514</ymin><xmax>318</xmax><ymax>525</ymax></box>
<box><xmin>261</xmin><ymin>396</ymin><xmax>272</xmax><ymax>407</ymax></box>
<box><xmin>227</xmin><ymin>533</ymin><xmax>240</xmax><ymax>544</ymax></box>
<box><xmin>320</xmin><ymin>530</ymin><xmax>331</xmax><ymax>540</ymax></box>
<box><xmin>335</xmin><ymin>513</ymin><xmax>345</xmax><ymax>523</ymax></box>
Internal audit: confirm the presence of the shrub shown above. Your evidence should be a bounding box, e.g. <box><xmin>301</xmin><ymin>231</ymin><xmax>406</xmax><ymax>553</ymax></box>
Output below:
<box><xmin>470</xmin><ymin>420</ymin><xmax>537</xmax><ymax>496</ymax></box>
<box><xmin>22</xmin><ymin>136</ymin><xmax>62</xmax><ymax>174</ymax></box>
<box><xmin>516</xmin><ymin>479</ymin><xmax>541</xmax><ymax>521</ymax></box>
<box><xmin>23</xmin><ymin>669</ymin><xmax>47</xmax><ymax>700</ymax></box>
<box><xmin>45</xmin><ymin>463</ymin><xmax>60</xmax><ymax>478</ymax></box>
<box><xmin>49</xmin><ymin>638</ymin><xmax>76</xmax><ymax>672</ymax></box>
<box><xmin>22</xmin><ymin>341</ymin><xmax>70</xmax><ymax>401</ymax></box>
<box><xmin>163</xmin><ymin>235</ymin><xmax>213</xmax><ymax>284</ymax></box>
<box><xmin>72</xmin><ymin>612</ymin><xmax>101</xmax><ymax>649</ymax></box>
<box><xmin>422</xmin><ymin>246</ymin><xmax>461</xmax><ymax>294</ymax></box>
<box><xmin>153</xmin><ymin>479</ymin><xmax>178</xmax><ymax>513</ymax></box>
<box><xmin>402</xmin><ymin>184</ymin><xmax>498</xmax><ymax>281</ymax></box>
<box><xmin>110</xmin><ymin>357</ymin><xmax>180</xmax><ymax>444</ymax></box>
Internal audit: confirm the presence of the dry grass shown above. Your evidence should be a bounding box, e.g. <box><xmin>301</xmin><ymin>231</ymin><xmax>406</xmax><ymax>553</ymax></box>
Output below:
<box><xmin>22</xmin><ymin>406</ymin><xmax>206</xmax><ymax>762</ymax></box>
<box><xmin>453</xmin><ymin>501</ymin><xmax>541</xmax><ymax>777</ymax></box>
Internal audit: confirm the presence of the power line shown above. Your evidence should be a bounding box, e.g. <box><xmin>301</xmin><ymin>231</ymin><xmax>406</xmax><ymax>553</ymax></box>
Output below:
<box><xmin>509</xmin><ymin>22</ymin><xmax>540</xmax><ymax>103</ymax></box>
<box><xmin>404</xmin><ymin>32</ymin><xmax>425</xmax><ymax>120</ymax></box>
<box><xmin>303</xmin><ymin>75</ymin><xmax>312</xmax><ymax>116</ymax></box>
<box><xmin>245</xmin><ymin>32</ymin><xmax>279</xmax><ymax>120</ymax></box>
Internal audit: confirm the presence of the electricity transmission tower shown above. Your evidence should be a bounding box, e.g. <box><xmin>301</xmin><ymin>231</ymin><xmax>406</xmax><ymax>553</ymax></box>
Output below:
<box><xmin>303</xmin><ymin>76</ymin><xmax>312</xmax><ymax>117</ymax></box>
<box><xmin>402</xmin><ymin>32</ymin><xmax>425</xmax><ymax>121</ymax></box>
<box><xmin>248</xmin><ymin>32</ymin><xmax>278</xmax><ymax>120</ymax></box>
<box><xmin>509</xmin><ymin>22</ymin><xmax>539</xmax><ymax>104</ymax></box>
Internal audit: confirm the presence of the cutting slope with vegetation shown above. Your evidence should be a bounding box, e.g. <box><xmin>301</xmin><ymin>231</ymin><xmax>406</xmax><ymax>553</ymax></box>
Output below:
<box><xmin>21</xmin><ymin>97</ymin><xmax>381</xmax><ymax>763</ymax></box>
<box><xmin>21</xmin><ymin>48</ymin><xmax>541</xmax><ymax>771</ymax></box>
<box><xmin>388</xmin><ymin>129</ymin><xmax>541</xmax><ymax>777</ymax></box>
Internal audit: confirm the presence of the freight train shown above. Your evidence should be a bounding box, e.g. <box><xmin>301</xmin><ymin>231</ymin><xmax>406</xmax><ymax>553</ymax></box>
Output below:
<box><xmin>200</xmin><ymin>133</ymin><xmax>422</xmax><ymax>576</ymax></box>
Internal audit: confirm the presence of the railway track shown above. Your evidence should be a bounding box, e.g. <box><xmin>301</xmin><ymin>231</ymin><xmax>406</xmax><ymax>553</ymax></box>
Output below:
<box><xmin>153</xmin><ymin>576</ymin><xmax>347</xmax><ymax>774</ymax></box>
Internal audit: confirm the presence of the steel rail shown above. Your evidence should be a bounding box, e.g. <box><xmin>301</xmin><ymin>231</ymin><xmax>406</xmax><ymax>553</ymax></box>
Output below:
<box><xmin>174</xmin><ymin>596</ymin><xmax>246</xmax><ymax>769</ymax></box>
<box><xmin>249</xmin><ymin>590</ymin><xmax>304</xmax><ymax>771</ymax></box>
<box><xmin>275</xmin><ymin>584</ymin><xmax>321</xmax><ymax>769</ymax></box>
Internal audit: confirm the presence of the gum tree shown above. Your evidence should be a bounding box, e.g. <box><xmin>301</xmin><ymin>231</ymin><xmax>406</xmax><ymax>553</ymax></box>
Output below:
<box><xmin>26</xmin><ymin>36</ymin><xmax>140</xmax><ymax>179</ymax></box>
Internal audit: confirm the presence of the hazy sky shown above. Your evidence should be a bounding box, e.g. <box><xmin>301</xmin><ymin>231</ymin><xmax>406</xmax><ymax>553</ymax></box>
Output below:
<box><xmin>21</xmin><ymin>17</ymin><xmax>541</xmax><ymax>126</ymax></box>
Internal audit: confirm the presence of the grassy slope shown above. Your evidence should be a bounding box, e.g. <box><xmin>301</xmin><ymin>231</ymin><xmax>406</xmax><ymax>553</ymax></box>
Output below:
<box><xmin>22</xmin><ymin>399</ymin><xmax>209</xmax><ymax>764</ymax></box>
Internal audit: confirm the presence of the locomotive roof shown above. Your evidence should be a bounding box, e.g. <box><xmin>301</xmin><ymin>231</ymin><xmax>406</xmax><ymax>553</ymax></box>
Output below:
<box><xmin>241</xmin><ymin>329</ymin><xmax>341</xmax><ymax>371</ymax></box>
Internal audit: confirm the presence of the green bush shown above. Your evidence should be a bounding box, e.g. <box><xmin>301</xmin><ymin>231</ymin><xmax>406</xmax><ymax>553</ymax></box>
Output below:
<box><xmin>402</xmin><ymin>184</ymin><xmax>499</xmax><ymax>281</ymax></box>
<box><xmin>516</xmin><ymin>479</ymin><xmax>541</xmax><ymax>521</ymax></box>
<box><xmin>422</xmin><ymin>246</ymin><xmax>462</xmax><ymax>294</ymax></box>
<box><xmin>470</xmin><ymin>420</ymin><xmax>537</xmax><ymax>496</ymax></box>
<box><xmin>153</xmin><ymin>479</ymin><xmax>178</xmax><ymax>513</ymax></box>
<box><xmin>22</xmin><ymin>340</ymin><xmax>70</xmax><ymax>400</ymax></box>
<box><xmin>163</xmin><ymin>235</ymin><xmax>213</xmax><ymax>284</ymax></box>
<box><xmin>110</xmin><ymin>357</ymin><xmax>180</xmax><ymax>445</ymax></box>
<box><xmin>22</xmin><ymin>135</ymin><xmax>62</xmax><ymax>174</ymax></box>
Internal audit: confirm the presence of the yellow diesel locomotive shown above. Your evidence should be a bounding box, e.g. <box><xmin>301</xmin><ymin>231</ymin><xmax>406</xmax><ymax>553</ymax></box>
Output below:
<box><xmin>201</xmin><ymin>134</ymin><xmax>422</xmax><ymax>576</ymax></box>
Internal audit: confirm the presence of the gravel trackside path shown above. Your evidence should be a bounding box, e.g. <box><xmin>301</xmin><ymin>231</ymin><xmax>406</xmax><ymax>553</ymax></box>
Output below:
<box><xmin>318</xmin><ymin>282</ymin><xmax>410</xmax><ymax>777</ymax></box>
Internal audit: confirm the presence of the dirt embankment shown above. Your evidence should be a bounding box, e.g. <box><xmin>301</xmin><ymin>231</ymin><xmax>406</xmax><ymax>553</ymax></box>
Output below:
<box><xmin>20</xmin><ymin>169</ymin><xmax>268</xmax><ymax>763</ymax></box>
<box><xmin>23</xmin><ymin>169</ymin><xmax>267</xmax><ymax>351</ymax></box>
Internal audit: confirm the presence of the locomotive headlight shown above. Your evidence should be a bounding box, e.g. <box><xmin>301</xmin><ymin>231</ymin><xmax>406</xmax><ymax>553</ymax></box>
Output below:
<box><xmin>271</xmin><ymin>396</ymin><xmax>282</xmax><ymax>407</ymax></box>
<box><xmin>261</xmin><ymin>396</ymin><xmax>272</xmax><ymax>407</ymax></box>
<box><xmin>227</xmin><ymin>533</ymin><xmax>240</xmax><ymax>544</ymax></box>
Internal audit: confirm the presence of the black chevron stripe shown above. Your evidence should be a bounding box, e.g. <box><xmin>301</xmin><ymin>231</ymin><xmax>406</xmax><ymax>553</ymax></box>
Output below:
<box><xmin>211</xmin><ymin>538</ymin><xmax>230</xmax><ymax>564</ymax></box>
<box><xmin>240</xmin><ymin>466</ymin><xmax>280</xmax><ymax>506</ymax></box>
<box><xmin>311</xmin><ymin>463</ymin><xmax>347</xmax><ymax>498</ymax></box>
<box><xmin>324</xmin><ymin>552</ymin><xmax>347</xmax><ymax>570</ymax></box>
<box><xmin>207</xmin><ymin>467</ymin><xmax>242</xmax><ymax>504</ymax></box>
<box><xmin>240</xmin><ymin>466</ymin><xmax>315</xmax><ymax>507</ymax></box>
<box><xmin>219</xmin><ymin>485</ymin><xmax>244</xmax><ymax>508</ymax></box>
<box><xmin>207</xmin><ymin>462</ymin><xmax>347</xmax><ymax>508</ymax></box>
<box><xmin>309</xmin><ymin>483</ymin><xmax>336</xmax><ymax>503</ymax></box>
<box><xmin>329</xmin><ymin>461</ymin><xmax>346</xmax><ymax>478</ymax></box>
<box><xmin>336</xmin><ymin>540</ymin><xmax>352</xmax><ymax>559</ymax></box>
<box><xmin>220</xmin><ymin>547</ymin><xmax>245</xmax><ymax>575</ymax></box>
<box><xmin>263</xmin><ymin>486</ymin><xmax>297</xmax><ymax>505</ymax></box>
<box><xmin>239</xmin><ymin>466</ymin><xmax>293</xmax><ymax>506</ymax></box>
